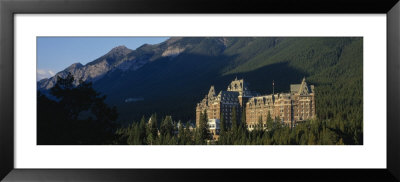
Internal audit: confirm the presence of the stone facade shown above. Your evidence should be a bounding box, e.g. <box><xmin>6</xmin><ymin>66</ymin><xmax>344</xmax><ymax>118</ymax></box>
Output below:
<box><xmin>196</xmin><ymin>77</ymin><xmax>316</xmax><ymax>131</ymax></box>
<box><xmin>195</xmin><ymin>83</ymin><xmax>243</xmax><ymax>128</ymax></box>
<box><xmin>246</xmin><ymin>78</ymin><xmax>315</xmax><ymax>130</ymax></box>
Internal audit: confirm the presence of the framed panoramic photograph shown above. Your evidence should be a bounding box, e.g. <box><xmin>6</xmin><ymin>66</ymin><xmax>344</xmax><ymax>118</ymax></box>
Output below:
<box><xmin>1</xmin><ymin>0</ymin><xmax>400</xmax><ymax>181</ymax></box>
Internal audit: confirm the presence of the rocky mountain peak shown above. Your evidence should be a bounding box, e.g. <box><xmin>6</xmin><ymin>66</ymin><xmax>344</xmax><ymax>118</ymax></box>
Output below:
<box><xmin>107</xmin><ymin>45</ymin><xmax>132</xmax><ymax>56</ymax></box>
<box><xmin>67</xmin><ymin>62</ymin><xmax>83</xmax><ymax>70</ymax></box>
<box><xmin>166</xmin><ymin>37</ymin><xmax>183</xmax><ymax>45</ymax></box>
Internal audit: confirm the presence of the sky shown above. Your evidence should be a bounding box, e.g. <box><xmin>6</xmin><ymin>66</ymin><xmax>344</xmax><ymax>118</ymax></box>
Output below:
<box><xmin>37</xmin><ymin>37</ymin><xmax>169</xmax><ymax>81</ymax></box>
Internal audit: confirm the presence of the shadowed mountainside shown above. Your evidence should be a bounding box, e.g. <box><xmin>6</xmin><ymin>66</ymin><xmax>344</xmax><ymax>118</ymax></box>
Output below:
<box><xmin>38</xmin><ymin>37</ymin><xmax>363</xmax><ymax>130</ymax></box>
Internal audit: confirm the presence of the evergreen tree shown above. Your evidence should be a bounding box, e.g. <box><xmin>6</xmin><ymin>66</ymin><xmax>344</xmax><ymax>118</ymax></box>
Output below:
<box><xmin>160</xmin><ymin>116</ymin><xmax>174</xmax><ymax>137</ymax></box>
<box><xmin>138</xmin><ymin>116</ymin><xmax>147</xmax><ymax>144</ymax></box>
<box><xmin>178</xmin><ymin>121</ymin><xmax>185</xmax><ymax>144</ymax></box>
<box><xmin>194</xmin><ymin>128</ymin><xmax>202</xmax><ymax>145</ymax></box>
<box><xmin>197</xmin><ymin>110</ymin><xmax>210</xmax><ymax>144</ymax></box>
<box><xmin>220</xmin><ymin>113</ymin><xmax>226</xmax><ymax>133</ymax></box>
<box><xmin>241</xmin><ymin>108</ymin><xmax>246</xmax><ymax>128</ymax></box>
<box><xmin>37</xmin><ymin>73</ymin><xmax>119</xmax><ymax>145</ymax></box>
<box><xmin>231</xmin><ymin>106</ymin><xmax>238</xmax><ymax>132</ymax></box>
<box><xmin>257</xmin><ymin>116</ymin><xmax>263</xmax><ymax>131</ymax></box>
<box><xmin>147</xmin><ymin>113</ymin><xmax>158</xmax><ymax>145</ymax></box>
<box><xmin>256</xmin><ymin>116</ymin><xmax>264</xmax><ymax>137</ymax></box>
<box><xmin>127</xmin><ymin>122</ymin><xmax>137</xmax><ymax>145</ymax></box>
<box><xmin>239</xmin><ymin>109</ymin><xmax>248</xmax><ymax>134</ymax></box>
<box><xmin>266</xmin><ymin>111</ymin><xmax>273</xmax><ymax>130</ymax></box>
<box><xmin>184</xmin><ymin>122</ymin><xmax>193</xmax><ymax>145</ymax></box>
<box><xmin>274</xmin><ymin>116</ymin><xmax>282</xmax><ymax>131</ymax></box>
<box><xmin>218</xmin><ymin>113</ymin><xmax>226</xmax><ymax>145</ymax></box>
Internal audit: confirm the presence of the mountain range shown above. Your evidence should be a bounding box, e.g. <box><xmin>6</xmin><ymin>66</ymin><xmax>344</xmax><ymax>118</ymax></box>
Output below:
<box><xmin>38</xmin><ymin>37</ymin><xmax>363</xmax><ymax>124</ymax></box>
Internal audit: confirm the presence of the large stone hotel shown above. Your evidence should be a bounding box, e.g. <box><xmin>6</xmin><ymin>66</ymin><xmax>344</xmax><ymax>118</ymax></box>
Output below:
<box><xmin>195</xmin><ymin>78</ymin><xmax>315</xmax><ymax>133</ymax></box>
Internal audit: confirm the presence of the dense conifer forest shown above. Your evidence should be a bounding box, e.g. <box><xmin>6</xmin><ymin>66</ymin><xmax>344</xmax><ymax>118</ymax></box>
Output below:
<box><xmin>37</xmin><ymin>37</ymin><xmax>362</xmax><ymax>145</ymax></box>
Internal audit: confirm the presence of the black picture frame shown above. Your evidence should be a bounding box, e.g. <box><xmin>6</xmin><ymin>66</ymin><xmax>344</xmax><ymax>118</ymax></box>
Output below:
<box><xmin>1</xmin><ymin>0</ymin><xmax>399</xmax><ymax>181</ymax></box>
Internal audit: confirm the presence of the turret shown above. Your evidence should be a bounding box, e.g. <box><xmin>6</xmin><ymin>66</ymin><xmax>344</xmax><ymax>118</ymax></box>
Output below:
<box><xmin>298</xmin><ymin>77</ymin><xmax>309</xmax><ymax>95</ymax></box>
<box><xmin>208</xmin><ymin>85</ymin><xmax>216</xmax><ymax>98</ymax></box>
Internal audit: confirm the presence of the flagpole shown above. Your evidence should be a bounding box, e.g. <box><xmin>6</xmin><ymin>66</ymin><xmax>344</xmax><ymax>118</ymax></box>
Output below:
<box><xmin>272</xmin><ymin>80</ymin><xmax>274</xmax><ymax>95</ymax></box>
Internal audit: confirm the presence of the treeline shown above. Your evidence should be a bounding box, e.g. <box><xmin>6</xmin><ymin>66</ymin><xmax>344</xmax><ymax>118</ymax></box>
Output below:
<box><xmin>116</xmin><ymin>109</ymin><xmax>344</xmax><ymax>145</ymax></box>
<box><xmin>115</xmin><ymin>112</ymin><xmax>210</xmax><ymax>145</ymax></box>
<box><xmin>309</xmin><ymin>38</ymin><xmax>363</xmax><ymax>145</ymax></box>
<box><xmin>228</xmin><ymin>37</ymin><xmax>363</xmax><ymax>145</ymax></box>
<box><xmin>37</xmin><ymin>73</ymin><xmax>120</xmax><ymax>145</ymax></box>
<box><xmin>38</xmin><ymin>46</ymin><xmax>362</xmax><ymax>146</ymax></box>
<box><xmin>115</xmin><ymin>114</ymin><xmax>193</xmax><ymax>145</ymax></box>
<box><xmin>37</xmin><ymin>72</ymin><xmax>358</xmax><ymax>145</ymax></box>
<box><xmin>91</xmin><ymin>37</ymin><xmax>363</xmax><ymax>145</ymax></box>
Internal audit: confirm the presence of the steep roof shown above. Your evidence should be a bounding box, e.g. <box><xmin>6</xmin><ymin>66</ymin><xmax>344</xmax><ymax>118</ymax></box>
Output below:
<box><xmin>218</xmin><ymin>91</ymin><xmax>239</xmax><ymax>102</ymax></box>
<box><xmin>290</xmin><ymin>84</ymin><xmax>301</xmax><ymax>94</ymax></box>
<box><xmin>290</xmin><ymin>77</ymin><xmax>312</xmax><ymax>95</ymax></box>
<box><xmin>208</xmin><ymin>85</ymin><xmax>216</xmax><ymax>98</ymax></box>
<box><xmin>226</xmin><ymin>77</ymin><xmax>254</xmax><ymax>96</ymax></box>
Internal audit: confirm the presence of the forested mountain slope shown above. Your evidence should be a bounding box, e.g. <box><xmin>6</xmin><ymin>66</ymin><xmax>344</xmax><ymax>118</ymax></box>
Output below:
<box><xmin>38</xmin><ymin>37</ymin><xmax>363</xmax><ymax>144</ymax></box>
